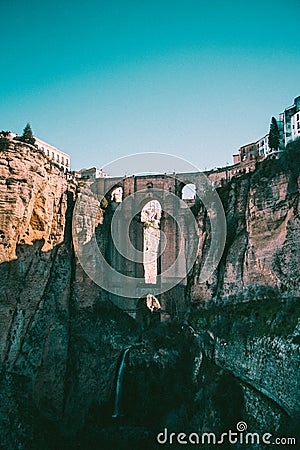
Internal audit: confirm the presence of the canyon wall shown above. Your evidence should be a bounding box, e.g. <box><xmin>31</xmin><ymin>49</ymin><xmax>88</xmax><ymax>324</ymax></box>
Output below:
<box><xmin>0</xmin><ymin>142</ymin><xmax>139</xmax><ymax>449</ymax></box>
<box><xmin>190</xmin><ymin>144</ymin><xmax>300</xmax><ymax>432</ymax></box>
<box><xmin>191</xmin><ymin>147</ymin><xmax>300</xmax><ymax>303</ymax></box>
<box><xmin>0</xmin><ymin>141</ymin><xmax>299</xmax><ymax>448</ymax></box>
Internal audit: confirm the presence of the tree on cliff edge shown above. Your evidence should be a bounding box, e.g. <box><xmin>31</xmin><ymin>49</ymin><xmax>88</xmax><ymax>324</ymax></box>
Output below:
<box><xmin>268</xmin><ymin>116</ymin><xmax>280</xmax><ymax>151</ymax></box>
<box><xmin>20</xmin><ymin>123</ymin><xmax>35</xmax><ymax>145</ymax></box>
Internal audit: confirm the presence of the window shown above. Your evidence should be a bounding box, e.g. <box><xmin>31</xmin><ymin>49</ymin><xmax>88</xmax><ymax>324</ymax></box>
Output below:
<box><xmin>56</xmin><ymin>154</ymin><xmax>60</xmax><ymax>162</ymax></box>
<box><xmin>61</xmin><ymin>157</ymin><xmax>64</xmax><ymax>164</ymax></box>
<box><xmin>66</xmin><ymin>159</ymin><xmax>69</xmax><ymax>166</ymax></box>
<box><xmin>51</xmin><ymin>152</ymin><xmax>54</xmax><ymax>160</ymax></box>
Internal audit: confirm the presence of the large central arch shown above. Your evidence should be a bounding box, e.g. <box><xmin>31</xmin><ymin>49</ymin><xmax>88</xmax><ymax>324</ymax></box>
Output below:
<box><xmin>141</xmin><ymin>200</ymin><xmax>162</xmax><ymax>284</ymax></box>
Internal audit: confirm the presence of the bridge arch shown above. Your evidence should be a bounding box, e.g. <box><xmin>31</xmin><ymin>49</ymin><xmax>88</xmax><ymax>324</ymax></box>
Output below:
<box><xmin>182</xmin><ymin>183</ymin><xmax>196</xmax><ymax>200</ymax></box>
<box><xmin>141</xmin><ymin>200</ymin><xmax>162</xmax><ymax>285</ymax></box>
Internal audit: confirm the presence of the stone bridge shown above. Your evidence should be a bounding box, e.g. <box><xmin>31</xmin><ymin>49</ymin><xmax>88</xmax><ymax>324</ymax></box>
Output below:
<box><xmin>81</xmin><ymin>169</ymin><xmax>228</xmax><ymax>324</ymax></box>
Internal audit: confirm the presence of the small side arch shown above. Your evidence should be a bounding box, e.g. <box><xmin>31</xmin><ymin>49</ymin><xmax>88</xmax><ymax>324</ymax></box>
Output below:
<box><xmin>182</xmin><ymin>183</ymin><xmax>196</xmax><ymax>200</ymax></box>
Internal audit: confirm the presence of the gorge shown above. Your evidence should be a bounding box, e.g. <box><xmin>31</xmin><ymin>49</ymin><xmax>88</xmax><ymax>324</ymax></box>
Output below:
<box><xmin>0</xmin><ymin>139</ymin><xmax>299</xmax><ymax>449</ymax></box>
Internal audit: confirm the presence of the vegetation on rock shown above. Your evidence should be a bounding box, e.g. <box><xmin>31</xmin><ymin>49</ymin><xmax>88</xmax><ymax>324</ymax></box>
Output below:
<box><xmin>0</xmin><ymin>130</ymin><xmax>10</xmax><ymax>151</ymax></box>
<box><xmin>14</xmin><ymin>123</ymin><xmax>36</xmax><ymax>146</ymax></box>
<box><xmin>268</xmin><ymin>116</ymin><xmax>280</xmax><ymax>150</ymax></box>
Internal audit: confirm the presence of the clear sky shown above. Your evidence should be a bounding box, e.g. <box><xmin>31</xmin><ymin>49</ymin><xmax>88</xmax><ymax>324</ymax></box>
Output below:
<box><xmin>1</xmin><ymin>0</ymin><xmax>300</xmax><ymax>173</ymax></box>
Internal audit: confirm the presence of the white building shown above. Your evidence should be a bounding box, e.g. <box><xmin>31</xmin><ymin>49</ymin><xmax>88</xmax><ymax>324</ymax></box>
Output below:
<box><xmin>80</xmin><ymin>167</ymin><xmax>108</xmax><ymax>179</ymax></box>
<box><xmin>282</xmin><ymin>96</ymin><xmax>300</xmax><ymax>146</ymax></box>
<box><xmin>233</xmin><ymin>96</ymin><xmax>299</xmax><ymax>165</ymax></box>
<box><xmin>291</xmin><ymin>110</ymin><xmax>300</xmax><ymax>141</ymax></box>
<box><xmin>35</xmin><ymin>137</ymin><xmax>70</xmax><ymax>171</ymax></box>
<box><xmin>257</xmin><ymin>134</ymin><xmax>270</xmax><ymax>158</ymax></box>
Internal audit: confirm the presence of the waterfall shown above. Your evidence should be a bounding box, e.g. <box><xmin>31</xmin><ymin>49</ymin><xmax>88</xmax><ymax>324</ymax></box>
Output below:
<box><xmin>112</xmin><ymin>347</ymin><xmax>131</xmax><ymax>418</ymax></box>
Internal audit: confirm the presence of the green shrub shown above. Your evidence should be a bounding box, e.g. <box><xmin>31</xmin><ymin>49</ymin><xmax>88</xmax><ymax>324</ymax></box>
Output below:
<box><xmin>0</xmin><ymin>137</ymin><xmax>10</xmax><ymax>151</ymax></box>
<box><xmin>0</xmin><ymin>130</ymin><xmax>10</xmax><ymax>137</ymax></box>
<box><xmin>14</xmin><ymin>123</ymin><xmax>36</xmax><ymax>146</ymax></box>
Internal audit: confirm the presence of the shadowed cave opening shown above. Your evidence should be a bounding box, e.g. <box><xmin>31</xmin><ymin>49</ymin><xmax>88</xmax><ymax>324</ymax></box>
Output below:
<box><xmin>136</xmin><ymin>294</ymin><xmax>161</xmax><ymax>329</ymax></box>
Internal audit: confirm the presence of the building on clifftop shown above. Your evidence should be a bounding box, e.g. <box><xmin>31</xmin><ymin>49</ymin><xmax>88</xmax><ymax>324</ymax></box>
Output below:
<box><xmin>232</xmin><ymin>95</ymin><xmax>299</xmax><ymax>165</ymax></box>
<box><xmin>34</xmin><ymin>136</ymin><xmax>70</xmax><ymax>172</ymax></box>
<box><xmin>80</xmin><ymin>167</ymin><xmax>108</xmax><ymax>179</ymax></box>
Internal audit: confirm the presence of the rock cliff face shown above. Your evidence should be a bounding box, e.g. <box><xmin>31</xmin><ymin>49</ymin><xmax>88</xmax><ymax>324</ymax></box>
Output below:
<box><xmin>0</xmin><ymin>142</ymin><xmax>139</xmax><ymax>449</ymax></box>
<box><xmin>191</xmin><ymin>148</ymin><xmax>300</xmax><ymax>303</ymax></box>
<box><xmin>0</xmin><ymin>142</ymin><xmax>69</xmax><ymax>261</ymax></box>
<box><xmin>0</xmin><ymin>141</ymin><xmax>299</xmax><ymax>448</ymax></box>
<box><xmin>0</xmin><ymin>142</ymin><xmax>73</xmax><ymax>372</ymax></box>
<box><xmin>188</xmin><ymin>146</ymin><xmax>300</xmax><ymax>445</ymax></box>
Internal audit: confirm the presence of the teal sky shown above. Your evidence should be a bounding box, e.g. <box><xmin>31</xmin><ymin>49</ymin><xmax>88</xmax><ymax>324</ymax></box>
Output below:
<box><xmin>1</xmin><ymin>0</ymin><xmax>300</xmax><ymax>172</ymax></box>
